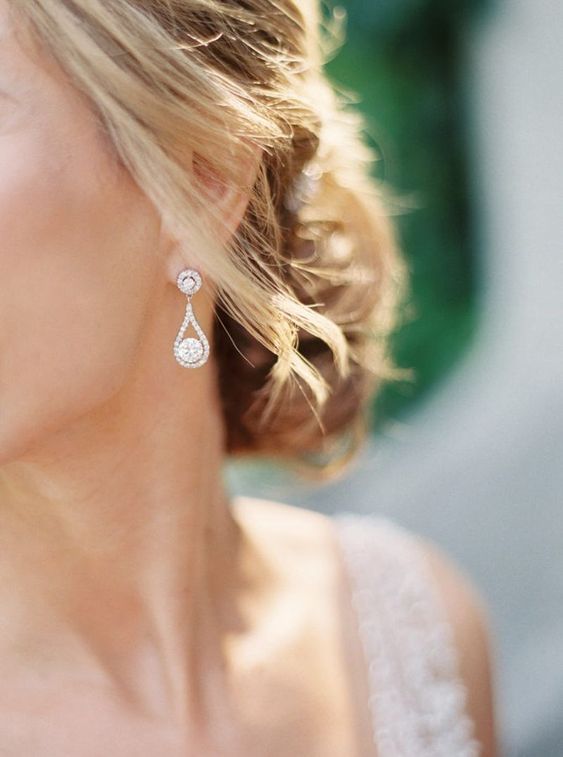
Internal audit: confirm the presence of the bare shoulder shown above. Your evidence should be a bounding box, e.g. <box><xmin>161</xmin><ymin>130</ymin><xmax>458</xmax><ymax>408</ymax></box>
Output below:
<box><xmin>229</xmin><ymin>496</ymin><xmax>363</xmax><ymax>755</ymax></box>
<box><xmin>231</xmin><ymin>494</ymin><xmax>333</xmax><ymax>538</ymax></box>
<box><xmin>416</xmin><ymin>535</ymin><xmax>499</xmax><ymax>757</ymax></box>
<box><xmin>231</xmin><ymin>495</ymin><xmax>338</xmax><ymax>578</ymax></box>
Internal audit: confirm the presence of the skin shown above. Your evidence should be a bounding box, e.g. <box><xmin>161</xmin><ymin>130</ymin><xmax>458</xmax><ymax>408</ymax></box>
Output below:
<box><xmin>0</xmin><ymin>4</ymin><xmax>364</xmax><ymax>755</ymax></box>
<box><xmin>0</xmin><ymin>2</ymin><xmax>498</xmax><ymax>755</ymax></box>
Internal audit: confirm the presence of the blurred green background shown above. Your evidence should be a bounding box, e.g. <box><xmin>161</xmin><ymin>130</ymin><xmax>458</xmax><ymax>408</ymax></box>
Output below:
<box><xmin>322</xmin><ymin>0</ymin><xmax>481</xmax><ymax>428</ymax></box>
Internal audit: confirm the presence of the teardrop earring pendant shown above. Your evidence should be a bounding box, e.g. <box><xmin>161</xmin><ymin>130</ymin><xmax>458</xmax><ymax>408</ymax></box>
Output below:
<box><xmin>173</xmin><ymin>268</ymin><xmax>210</xmax><ymax>369</ymax></box>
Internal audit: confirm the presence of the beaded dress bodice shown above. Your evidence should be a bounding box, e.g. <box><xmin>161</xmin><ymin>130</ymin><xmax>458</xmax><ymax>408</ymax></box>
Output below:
<box><xmin>331</xmin><ymin>512</ymin><xmax>482</xmax><ymax>757</ymax></box>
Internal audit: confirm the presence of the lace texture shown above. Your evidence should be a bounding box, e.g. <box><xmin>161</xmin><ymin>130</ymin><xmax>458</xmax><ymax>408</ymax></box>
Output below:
<box><xmin>332</xmin><ymin>512</ymin><xmax>482</xmax><ymax>757</ymax></box>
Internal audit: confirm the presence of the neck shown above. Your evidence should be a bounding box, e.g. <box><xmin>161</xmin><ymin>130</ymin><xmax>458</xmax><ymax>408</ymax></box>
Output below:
<box><xmin>0</xmin><ymin>358</ymin><xmax>243</xmax><ymax>727</ymax></box>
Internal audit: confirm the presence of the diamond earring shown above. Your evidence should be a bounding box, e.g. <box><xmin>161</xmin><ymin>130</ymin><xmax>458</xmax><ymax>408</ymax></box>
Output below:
<box><xmin>173</xmin><ymin>268</ymin><xmax>210</xmax><ymax>368</ymax></box>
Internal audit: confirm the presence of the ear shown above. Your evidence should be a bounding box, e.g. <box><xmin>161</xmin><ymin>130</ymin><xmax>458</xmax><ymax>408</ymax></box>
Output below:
<box><xmin>160</xmin><ymin>141</ymin><xmax>263</xmax><ymax>286</ymax></box>
<box><xmin>193</xmin><ymin>141</ymin><xmax>263</xmax><ymax>247</ymax></box>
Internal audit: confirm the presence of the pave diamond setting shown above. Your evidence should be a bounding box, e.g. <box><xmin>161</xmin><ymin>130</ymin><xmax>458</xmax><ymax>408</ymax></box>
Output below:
<box><xmin>178</xmin><ymin>337</ymin><xmax>203</xmax><ymax>363</ymax></box>
<box><xmin>177</xmin><ymin>269</ymin><xmax>202</xmax><ymax>297</ymax></box>
<box><xmin>173</xmin><ymin>269</ymin><xmax>210</xmax><ymax>369</ymax></box>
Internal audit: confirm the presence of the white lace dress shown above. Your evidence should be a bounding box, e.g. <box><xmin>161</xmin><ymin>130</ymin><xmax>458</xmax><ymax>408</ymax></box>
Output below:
<box><xmin>331</xmin><ymin>512</ymin><xmax>482</xmax><ymax>757</ymax></box>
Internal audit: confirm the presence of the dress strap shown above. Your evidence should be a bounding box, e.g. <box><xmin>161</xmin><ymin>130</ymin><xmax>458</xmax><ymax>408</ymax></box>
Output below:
<box><xmin>332</xmin><ymin>512</ymin><xmax>481</xmax><ymax>757</ymax></box>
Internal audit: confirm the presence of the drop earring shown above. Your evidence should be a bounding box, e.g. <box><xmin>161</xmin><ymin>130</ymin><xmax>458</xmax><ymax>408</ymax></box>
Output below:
<box><xmin>173</xmin><ymin>268</ymin><xmax>210</xmax><ymax>368</ymax></box>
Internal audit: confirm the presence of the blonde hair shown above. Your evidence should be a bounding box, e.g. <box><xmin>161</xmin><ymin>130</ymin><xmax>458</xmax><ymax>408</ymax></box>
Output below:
<box><xmin>14</xmin><ymin>0</ymin><xmax>412</xmax><ymax>480</ymax></box>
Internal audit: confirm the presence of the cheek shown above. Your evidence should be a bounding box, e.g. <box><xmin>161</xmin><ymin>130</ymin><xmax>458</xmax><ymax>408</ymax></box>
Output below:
<box><xmin>0</xmin><ymin>106</ymin><xmax>161</xmax><ymax>458</ymax></box>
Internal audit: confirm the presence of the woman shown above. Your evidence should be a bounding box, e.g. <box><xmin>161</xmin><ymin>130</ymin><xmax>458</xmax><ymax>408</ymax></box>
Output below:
<box><xmin>0</xmin><ymin>0</ymin><xmax>497</xmax><ymax>754</ymax></box>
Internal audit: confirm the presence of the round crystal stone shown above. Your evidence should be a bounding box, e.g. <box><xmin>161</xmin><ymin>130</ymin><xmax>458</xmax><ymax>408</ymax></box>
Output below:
<box><xmin>177</xmin><ymin>269</ymin><xmax>202</xmax><ymax>296</ymax></box>
<box><xmin>178</xmin><ymin>337</ymin><xmax>203</xmax><ymax>363</ymax></box>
